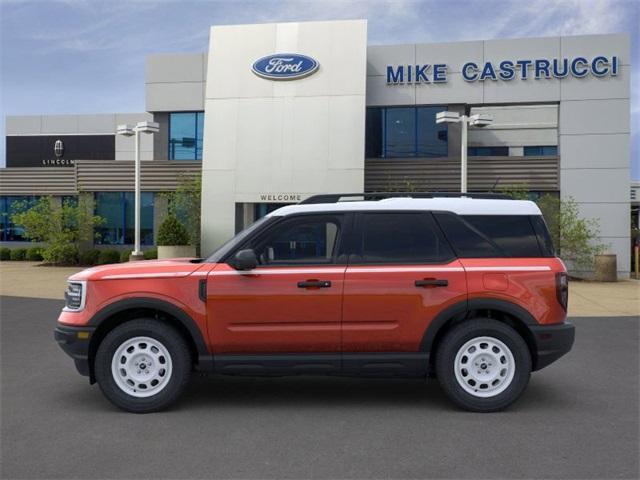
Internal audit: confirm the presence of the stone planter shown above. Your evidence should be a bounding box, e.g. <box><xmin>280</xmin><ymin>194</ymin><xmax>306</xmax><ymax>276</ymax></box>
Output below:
<box><xmin>594</xmin><ymin>254</ymin><xmax>617</xmax><ymax>282</ymax></box>
<box><xmin>157</xmin><ymin>245</ymin><xmax>196</xmax><ymax>259</ymax></box>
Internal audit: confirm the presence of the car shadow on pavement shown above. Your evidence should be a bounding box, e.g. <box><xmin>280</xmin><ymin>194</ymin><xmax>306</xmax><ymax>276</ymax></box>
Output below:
<box><xmin>174</xmin><ymin>374</ymin><xmax>571</xmax><ymax>413</ymax></box>
<box><xmin>50</xmin><ymin>372</ymin><xmax>573</xmax><ymax>414</ymax></box>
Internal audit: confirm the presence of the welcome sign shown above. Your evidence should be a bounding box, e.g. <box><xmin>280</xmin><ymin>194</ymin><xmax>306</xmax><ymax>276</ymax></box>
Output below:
<box><xmin>386</xmin><ymin>55</ymin><xmax>620</xmax><ymax>84</ymax></box>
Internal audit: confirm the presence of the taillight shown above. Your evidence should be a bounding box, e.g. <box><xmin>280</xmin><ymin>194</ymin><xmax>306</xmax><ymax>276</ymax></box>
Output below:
<box><xmin>556</xmin><ymin>272</ymin><xmax>568</xmax><ymax>311</ymax></box>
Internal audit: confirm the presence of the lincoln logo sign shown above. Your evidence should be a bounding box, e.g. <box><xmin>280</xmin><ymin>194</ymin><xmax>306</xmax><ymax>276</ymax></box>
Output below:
<box><xmin>386</xmin><ymin>55</ymin><xmax>620</xmax><ymax>84</ymax></box>
<box><xmin>252</xmin><ymin>54</ymin><xmax>319</xmax><ymax>80</ymax></box>
<box><xmin>54</xmin><ymin>139</ymin><xmax>64</xmax><ymax>158</ymax></box>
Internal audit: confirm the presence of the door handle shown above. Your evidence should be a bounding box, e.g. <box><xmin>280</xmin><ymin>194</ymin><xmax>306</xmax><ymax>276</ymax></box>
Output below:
<box><xmin>297</xmin><ymin>280</ymin><xmax>332</xmax><ymax>289</ymax></box>
<box><xmin>415</xmin><ymin>278</ymin><xmax>448</xmax><ymax>288</ymax></box>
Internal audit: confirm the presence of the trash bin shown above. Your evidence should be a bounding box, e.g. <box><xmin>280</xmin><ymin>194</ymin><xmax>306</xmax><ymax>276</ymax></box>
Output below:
<box><xmin>594</xmin><ymin>254</ymin><xmax>617</xmax><ymax>282</ymax></box>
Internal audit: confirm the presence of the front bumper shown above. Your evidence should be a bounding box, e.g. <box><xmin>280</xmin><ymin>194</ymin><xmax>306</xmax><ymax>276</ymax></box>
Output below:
<box><xmin>54</xmin><ymin>325</ymin><xmax>95</xmax><ymax>378</ymax></box>
<box><xmin>529</xmin><ymin>321</ymin><xmax>575</xmax><ymax>371</ymax></box>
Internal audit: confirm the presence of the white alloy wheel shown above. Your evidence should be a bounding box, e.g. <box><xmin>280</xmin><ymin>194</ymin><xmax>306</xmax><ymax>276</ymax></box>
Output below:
<box><xmin>453</xmin><ymin>336</ymin><xmax>515</xmax><ymax>398</ymax></box>
<box><xmin>110</xmin><ymin>336</ymin><xmax>173</xmax><ymax>398</ymax></box>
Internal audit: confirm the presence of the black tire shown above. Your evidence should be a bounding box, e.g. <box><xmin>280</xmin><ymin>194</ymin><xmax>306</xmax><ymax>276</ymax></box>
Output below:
<box><xmin>435</xmin><ymin>318</ymin><xmax>531</xmax><ymax>412</ymax></box>
<box><xmin>94</xmin><ymin>319</ymin><xmax>192</xmax><ymax>413</ymax></box>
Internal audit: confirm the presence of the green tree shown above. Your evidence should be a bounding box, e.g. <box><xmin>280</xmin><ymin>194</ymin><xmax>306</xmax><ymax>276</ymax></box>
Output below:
<box><xmin>496</xmin><ymin>186</ymin><xmax>605</xmax><ymax>271</ymax></box>
<box><xmin>11</xmin><ymin>196</ymin><xmax>104</xmax><ymax>265</ymax></box>
<box><xmin>163</xmin><ymin>174</ymin><xmax>201</xmax><ymax>253</ymax></box>
<box><xmin>497</xmin><ymin>184</ymin><xmax>530</xmax><ymax>200</ymax></box>
<box><xmin>539</xmin><ymin>195</ymin><xmax>605</xmax><ymax>271</ymax></box>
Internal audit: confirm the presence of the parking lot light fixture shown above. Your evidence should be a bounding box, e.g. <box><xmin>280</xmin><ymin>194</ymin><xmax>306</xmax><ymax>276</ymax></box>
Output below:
<box><xmin>436</xmin><ymin>111</ymin><xmax>493</xmax><ymax>193</ymax></box>
<box><xmin>116</xmin><ymin>121</ymin><xmax>159</xmax><ymax>260</ymax></box>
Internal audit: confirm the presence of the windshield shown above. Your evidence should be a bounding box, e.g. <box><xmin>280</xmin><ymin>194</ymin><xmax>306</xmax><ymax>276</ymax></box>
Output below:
<box><xmin>205</xmin><ymin>216</ymin><xmax>271</xmax><ymax>263</ymax></box>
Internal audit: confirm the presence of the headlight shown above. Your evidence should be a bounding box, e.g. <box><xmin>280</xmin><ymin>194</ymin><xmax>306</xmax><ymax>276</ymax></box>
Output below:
<box><xmin>64</xmin><ymin>281</ymin><xmax>87</xmax><ymax>311</ymax></box>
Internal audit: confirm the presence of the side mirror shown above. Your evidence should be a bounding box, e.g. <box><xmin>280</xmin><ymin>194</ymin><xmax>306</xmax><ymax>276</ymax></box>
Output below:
<box><xmin>232</xmin><ymin>249</ymin><xmax>258</xmax><ymax>271</ymax></box>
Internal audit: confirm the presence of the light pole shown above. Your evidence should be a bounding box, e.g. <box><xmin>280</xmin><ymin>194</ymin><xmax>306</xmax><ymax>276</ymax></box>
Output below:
<box><xmin>436</xmin><ymin>111</ymin><xmax>492</xmax><ymax>193</ymax></box>
<box><xmin>116</xmin><ymin>121</ymin><xmax>159</xmax><ymax>260</ymax></box>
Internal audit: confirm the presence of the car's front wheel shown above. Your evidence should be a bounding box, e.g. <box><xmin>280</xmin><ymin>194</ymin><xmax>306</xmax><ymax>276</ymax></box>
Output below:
<box><xmin>94</xmin><ymin>319</ymin><xmax>191</xmax><ymax>413</ymax></box>
<box><xmin>435</xmin><ymin>318</ymin><xmax>531</xmax><ymax>412</ymax></box>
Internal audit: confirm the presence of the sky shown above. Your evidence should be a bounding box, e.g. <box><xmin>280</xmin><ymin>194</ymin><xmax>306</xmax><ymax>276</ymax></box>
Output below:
<box><xmin>1</xmin><ymin>0</ymin><xmax>638</xmax><ymax>177</ymax></box>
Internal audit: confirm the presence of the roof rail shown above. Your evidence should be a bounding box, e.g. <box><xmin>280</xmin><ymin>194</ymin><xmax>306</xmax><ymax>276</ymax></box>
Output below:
<box><xmin>299</xmin><ymin>192</ymin><xmax>513</xmax><ymax>204</ymax></box>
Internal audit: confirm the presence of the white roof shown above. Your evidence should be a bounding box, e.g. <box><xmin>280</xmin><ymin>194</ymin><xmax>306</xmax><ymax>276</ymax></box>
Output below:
<box><xmin>268</xmin><ymin>197</ymin><xmax>542</xmax><ymax>217</ymax></box>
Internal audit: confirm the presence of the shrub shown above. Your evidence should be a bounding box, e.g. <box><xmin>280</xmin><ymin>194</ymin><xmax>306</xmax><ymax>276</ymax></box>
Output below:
<box><xmin>79</xmin><ymin>249</ymin><xmax>101</xmax><ymax>266</ymax></box>
<box><xmin>42</xmin><ymin>244</ymin><xmax>79</xmax><ymax>266</ymax></box>
<box><xmin>10</xmin><ymin>248</ymin><xmax>27</xmax><ymax>261</ymax></box>
<box><xmin>10</xmin><ymin>196</ymin><xmax>104</xmax><ymax>265</ymax></box>
<box><xmin>97</xmin><ymin>250</ymin><xmax>121</xmax><ymax>265</ymax></box>
<box><xmin>144</xmin><ymin>249</ymin><xmax>158</xmax><ymax>260</ymax></box>
<box><xmin>120</xmin><ymin>250</ymin><xmax>131</xmax><ymax>263</ymax></box>
<box><xmin>26</xmin><ymin>247</ymin><xmax>43</xmax><ymax>261</ymax></box>
<box><xmin>157</xmin><ymin>214</ymin><xmax>190</xmax><ymax>246</ymax></box>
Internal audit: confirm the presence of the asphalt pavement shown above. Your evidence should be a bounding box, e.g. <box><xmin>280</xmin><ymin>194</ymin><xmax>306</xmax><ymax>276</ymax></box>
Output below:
<box><xmin>1</xmin><ymin>295</ymin><xmax>638</xmax><ymax>479</ymax></box>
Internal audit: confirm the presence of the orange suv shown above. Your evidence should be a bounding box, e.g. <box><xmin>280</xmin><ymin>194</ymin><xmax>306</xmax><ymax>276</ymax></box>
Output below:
<box><xmin>55</xmin><ymin>193</ymin><xmax>574</xmax><ymax>413</ymax></box>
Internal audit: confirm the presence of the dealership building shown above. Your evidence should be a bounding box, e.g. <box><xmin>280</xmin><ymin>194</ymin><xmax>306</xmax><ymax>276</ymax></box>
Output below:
<box><xmin>0</xmin><ymin>20</ymin><xmax>633</xmax><ymax>276</ymax></box>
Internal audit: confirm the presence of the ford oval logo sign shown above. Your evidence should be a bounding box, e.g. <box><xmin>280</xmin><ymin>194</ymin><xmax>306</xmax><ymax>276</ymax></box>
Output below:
<box><xmin>252</xmin><ymin>53</ymin><xmax>319</xmax><ymax>80</ymax></box>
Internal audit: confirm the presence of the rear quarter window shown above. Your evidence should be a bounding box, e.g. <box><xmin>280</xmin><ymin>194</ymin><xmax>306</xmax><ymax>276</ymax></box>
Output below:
<box><xmin>434</xmin><ymin>213</ymin><xmax>544</xmax><ymax>258</ymax></box>
<box><xmin>462</xmin><ymin>215</ymin><xmax>542</xmax><ymax>257</ymax></box>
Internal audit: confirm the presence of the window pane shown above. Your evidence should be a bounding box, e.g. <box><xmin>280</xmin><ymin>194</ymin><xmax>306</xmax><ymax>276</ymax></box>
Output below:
<box><xmin>124</xmin><ymin>192</ymin><xmax>154</xmax><ymax>245</ymax></box>
<box><xmin>468</xmin><ymin>146</ymin><xmax>509</xmax><ymax>156</ymax></box>
<box><xmin>434</xmin><ymin>212</ymin><xmax>502</xmax><ymax>258</ymax></box>
<box><xmin>358</xmin><ymin>213</ymin><xmax>453</xmax><ymax>263</ymax></box>
<box><xmin>169</xmin><ymin>112</ymin><xmax>201</xmax><ymax>160</ymax></box>
<box><xmin>0</xmin><ymin>196</ymin><xmax>39</xmax><ymax>241</ymax></box>
<box><xmin>417</xmin><ymin>107</ymin><xmax>448</xmax><ymax>157</ymax></box>
<box><xmin>196</xmin><ymin>112</ymin><xmax>204</xmax><ymax>160</ymax></box>
<box><xmin>385</xmin><ymin>108</ymin><xmax>415</xmax><ymax>157</ymax></box>
<box><xmin>462</xmin><ymin>215</ymin><xmax>541</xmax><ymax>257</ymax></box>
<box><xmin>524</xmin><ymin>146</ymin><xmax>558</xmax><ymax>156</ymax></box>
<box><xmin>95</xmin><ymin>192</ymin><xmax>154</xmax><ymax>245</ymax></box>
<box><xmin>365</xmin><ymin>108</ymin><xmax>383</xmax><ymax>158</ymax></box>
<box><xmin>252</xmin><ymin>216</ymin><xmax>340</xmax><ymax>265</ymax></box>
<box><xmin>95</xmin><ymin>192</ymin><xmax>124</xmax><ymax>245</ymax></box>
<box><xmin>542</xmin><ymin>146</ymin><xmax>558</xmax><ymax>156</ymax></box>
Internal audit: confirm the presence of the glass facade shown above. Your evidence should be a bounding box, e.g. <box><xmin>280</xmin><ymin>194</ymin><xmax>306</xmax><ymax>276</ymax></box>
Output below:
<box><xmin>366</xmin><ymin>107</ymin><xmax>448</xmax><ymax>158</ymax></box>
<box><xmin>169</xmin><ymin>112</ymin><xmax>204</xmax><ymax>160</ymax></box>
<box><xmin>0</xmin><ymin>196</ymin><xmax>39</xmax><ymax>241</ymax></box>
<box><xmin>95</xmin><ymin>192</ymin><xmax>154</xmax><ymax>245</ymax></box>
<box><xmin>524</xmin><ymin>146</ymin><xmax>558</xmax><ymax>156</ymax></box>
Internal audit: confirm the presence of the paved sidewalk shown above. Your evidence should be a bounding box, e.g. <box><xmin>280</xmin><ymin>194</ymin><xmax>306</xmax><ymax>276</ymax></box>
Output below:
<box><xmin>0</xmin><ymin>261</ymin><xmax>638</xmax><ymax>317</ymax></box>
<box><xmin>0</xmin><ymin>261</ymin><xmax>83</xmax><ymax>300</ymax></box>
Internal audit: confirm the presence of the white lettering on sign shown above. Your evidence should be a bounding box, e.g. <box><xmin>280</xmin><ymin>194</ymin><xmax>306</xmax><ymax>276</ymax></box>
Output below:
<box><xmin>264</xmin><ymin>58</ymin><xmax>304</xmax><ymax>74</ymax></box>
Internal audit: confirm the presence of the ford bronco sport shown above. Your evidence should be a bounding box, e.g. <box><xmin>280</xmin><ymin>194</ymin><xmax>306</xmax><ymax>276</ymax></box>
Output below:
<box><xmin>55</xmin><ymin>193</ymin><xmax>574</xmax><ymax>413</ymax></box>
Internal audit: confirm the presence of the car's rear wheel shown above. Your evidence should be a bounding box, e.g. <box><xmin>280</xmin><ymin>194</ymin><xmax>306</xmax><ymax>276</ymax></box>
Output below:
<box><xmin>95</xmin><ymin>319</ymin><xmax>191</xmax><ymax>413</ymax></box>
<box><xmin>435</xmin><ymin>318</ymin><xmax>531</xmax><ymax>412</ymax></box>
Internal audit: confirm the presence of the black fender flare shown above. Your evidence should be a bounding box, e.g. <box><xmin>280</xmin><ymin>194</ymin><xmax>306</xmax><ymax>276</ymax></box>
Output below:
<box><xmin>88</xmin><ymin>297</ymin><xmax>210</xmax><ymax>358</ymax></box>
<box><xmin>419</xmin><ymin>298</ymin><xmax>537</xmax><ymax>353</ymax></box>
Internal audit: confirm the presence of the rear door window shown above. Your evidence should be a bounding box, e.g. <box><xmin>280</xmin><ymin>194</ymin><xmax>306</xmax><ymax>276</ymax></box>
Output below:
<box><xmin>354</xmin><ymin>212</ymin><xmax>454</xmax><ymax>264</ymax></box>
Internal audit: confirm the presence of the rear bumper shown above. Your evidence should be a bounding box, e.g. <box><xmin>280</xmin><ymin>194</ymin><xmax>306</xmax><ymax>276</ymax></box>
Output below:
<box><xmin>529</xmin><ymin>321</ymin><xmax>575</xmax><ymax>371</ymax></box>
<box><xmin>54</xmin><ymin>325</ymin><xmax>95</xmax><ymax>378</ymax></box>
